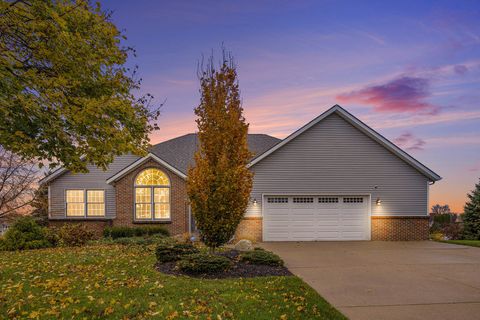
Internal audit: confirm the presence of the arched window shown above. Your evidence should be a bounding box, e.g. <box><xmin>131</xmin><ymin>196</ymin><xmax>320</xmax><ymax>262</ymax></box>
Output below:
<box><xmin>134</xmin><ymin>168</ymin><xmax>170</xmax><ymax>221</ymax></box>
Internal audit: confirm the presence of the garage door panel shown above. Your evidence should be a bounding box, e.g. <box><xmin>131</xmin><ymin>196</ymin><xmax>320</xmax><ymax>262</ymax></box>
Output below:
<box><xmin>342</xmin><ymin>231</ymin><xmax>365</xmax><ymax>239</ymax></box>
<box><xmin>317</xmin><ymin>232</ymin><xmax>341</xmax><ymax>240</ymax></box>
<box><xmin>264</xmin><ymin>195</ymin><xmax>369</xmax><ymax>241</ymax></box>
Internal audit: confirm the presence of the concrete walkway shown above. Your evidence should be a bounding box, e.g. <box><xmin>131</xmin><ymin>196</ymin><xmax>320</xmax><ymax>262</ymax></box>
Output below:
<box><xmin>261</xmin><ymin>241</ymin><xmax>480</xmax><ymax>320</ymax></box>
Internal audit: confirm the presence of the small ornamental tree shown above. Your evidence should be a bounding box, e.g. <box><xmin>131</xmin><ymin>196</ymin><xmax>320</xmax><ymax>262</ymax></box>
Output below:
<box><xmin>462</xmin><ymin>179</ymin><xmax>480</xmax><ymax>240</ymax></box>
<box><xmin>187</xmin><ymin>51</ymin><xmax>253</xmax><ymax>252</ymax></box>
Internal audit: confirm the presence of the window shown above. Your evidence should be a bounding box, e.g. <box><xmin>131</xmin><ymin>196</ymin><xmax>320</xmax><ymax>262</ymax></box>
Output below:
<box><xmin>135</xmin><ymin>168</ymin><xmax>170</xmax><ymax>221</ymax></box>
<box><xmin>293</xmin><ymin>197</ymin><xmax>314</xmax><ymax>203</ymax></box>
<box><xmin>343</xmin><ymin>197</ymin><xmax>363</xmax><ymax>203</ymax></box>
<box><xmin>66</xmin><ymin>189</ymin><xmax>105</xmax><ymax>217</ymax></box>
<box><xmin>267</xmin><ymin>197</ymin><xmax>288</xmax><ymax>203</ymax></box>
<box><xmin>87</xmin><ymin>190</ymin><xmax>105</xmax><ymax>216</ymax></box>
<box><xmin>319</xmin><ymin>197</ymin><xmax>338</xmax><ymax>203</ymax></box>
<box><xmin>66</xmin><ymin>190</ymin><xmax>85</xmax><ymax>216</ymax></box>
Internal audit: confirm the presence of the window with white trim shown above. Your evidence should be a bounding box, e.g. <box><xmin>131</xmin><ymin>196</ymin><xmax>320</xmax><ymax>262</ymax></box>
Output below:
<box><xmin>267</xmin><ymin>197</ymin><xmax>288</xmax><ymax>203</ymax></box>
<box><xmin>343</xmin><ymin>197</ymin><xmax>363</xmax><ymax>203</ymax></box>
<box><xmin>134</xmin><ymin>168</ymin><xmax>170</xmax><ymax>220</ymax></box>
<box><xmin>66</xmin><ymin>189</ymin><xmax>105</xmax><ymax>217</ymax></box>
<box><xmin>318</xmin><ymin>197</ymin><xmax>338</xmax><ymax>203</ymax></box>
<box><xmin>293</xmin><ymin>197</ymin><xmax>314</xmax><ymax>203</ymax></box>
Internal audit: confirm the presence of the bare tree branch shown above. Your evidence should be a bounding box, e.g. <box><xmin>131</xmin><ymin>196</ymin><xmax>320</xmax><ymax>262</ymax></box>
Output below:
<box><xmin>0</xmin><ymin>147</ymin><xmax>39</xmax><ymax>218</ymax></box>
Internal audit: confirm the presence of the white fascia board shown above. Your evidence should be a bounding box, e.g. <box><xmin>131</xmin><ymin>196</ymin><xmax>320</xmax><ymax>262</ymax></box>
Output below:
<box><xmin>39</xmin><ymin>167</ymin><xmax>67</xmax><ymax>185</ymax></box>
<box><xmin>105</xmin><ymin>153</ymin><xmax>186</xmax><ymax>184</ymax></box>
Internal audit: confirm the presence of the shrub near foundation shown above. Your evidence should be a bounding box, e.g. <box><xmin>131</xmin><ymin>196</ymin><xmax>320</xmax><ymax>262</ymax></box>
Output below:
<box><xmin>104</xmin><ymin>226</ymin><xmax>169</xmax><ymax>239</ymax></box>
<box><xmin>1</xmin><ymin>217</ymin><xmax>54</xmax><ymax>251</ymax></box>
<box><xmin>56</xmin><ymin>224</ymin><xmax>94</xmax><ymax>247</ymax></box>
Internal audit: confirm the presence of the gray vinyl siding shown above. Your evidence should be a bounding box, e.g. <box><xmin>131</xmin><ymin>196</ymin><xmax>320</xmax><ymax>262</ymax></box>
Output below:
<box><xmin>246</xmin><ymin>113</ymin><xmax>429</xmax><ymax>217</ymax></box>
<box><xmin>48</xmin><ymin>154</ymin><xmax>141</xmax><ymax>219</ymax></box>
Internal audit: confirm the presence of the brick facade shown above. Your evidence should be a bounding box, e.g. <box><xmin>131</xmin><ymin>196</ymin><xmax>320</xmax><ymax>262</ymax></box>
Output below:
<box><xmin>371</xmin><ymin>216</ymin><xmax>429</xmax><ymax>241</ymax></box>
<box><xmin>48</xmin><ymin>159</ymin><xmax>430</xmax><ymax>241</ymax></box>
<box><xmin>234</xmin><ymin>217</ymin><xmax>263</xmax><ymax>242</ymax></box>
<box><xmin>113</xmin><ymin>159</ymin><xmax>189</xmax><ymax>236</ymax></box>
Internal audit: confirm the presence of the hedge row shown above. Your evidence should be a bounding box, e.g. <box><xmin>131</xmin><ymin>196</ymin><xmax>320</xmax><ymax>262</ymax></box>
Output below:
<box><xmin>103</xmin><ymin>226</ymin><xmax>169</xmax><ymax>239</ymax></box>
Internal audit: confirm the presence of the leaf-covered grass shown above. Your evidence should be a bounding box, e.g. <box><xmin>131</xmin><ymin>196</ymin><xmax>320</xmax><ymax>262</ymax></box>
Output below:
<box><xmin>439</xmin><ymin>240</ymin><xmax>480</xmax><ymax>247</ymax></box>
<box><xmin>0</xmin><ymin>244</ymin><xmax>346</xmax><ymax>319</ymax></box>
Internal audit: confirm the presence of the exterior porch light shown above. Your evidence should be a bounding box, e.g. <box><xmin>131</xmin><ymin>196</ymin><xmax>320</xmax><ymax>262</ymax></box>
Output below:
<box><xmin>253</xmin><ymin>198</ymin><xmax>257</xmax><ymax>205</ymax></box>
<box><xmin>376</xmin><ymin>198</ymin><xmax>382</xmax><ymax>205</ymax></box>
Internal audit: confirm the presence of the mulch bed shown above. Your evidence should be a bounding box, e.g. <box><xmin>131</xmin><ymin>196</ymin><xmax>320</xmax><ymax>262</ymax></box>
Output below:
<box><xmin>156</xmin><ymin>249</ymin><xmax>292</xmax><ymax>279</ymax></box>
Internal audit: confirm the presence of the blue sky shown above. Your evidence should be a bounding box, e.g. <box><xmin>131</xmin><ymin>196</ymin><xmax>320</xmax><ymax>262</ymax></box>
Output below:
<box><xmin>101</xmin><ymin>0</ymin><xmax>480</xmax><ymax>212</ymax></box>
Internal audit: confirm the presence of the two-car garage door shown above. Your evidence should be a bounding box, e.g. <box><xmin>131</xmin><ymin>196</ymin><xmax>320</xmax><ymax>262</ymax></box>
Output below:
<box><xmin>263</xmin><ymin>195</ymin><xmax>370</xmax><ymax>241</ymax></box>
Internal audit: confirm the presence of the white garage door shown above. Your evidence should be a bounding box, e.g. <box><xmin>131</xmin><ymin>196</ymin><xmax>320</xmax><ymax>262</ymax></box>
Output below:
<box><xmin>263</xmin><ymin>195</ymin><xmax>370</xmax><ymax>241</ymax></box>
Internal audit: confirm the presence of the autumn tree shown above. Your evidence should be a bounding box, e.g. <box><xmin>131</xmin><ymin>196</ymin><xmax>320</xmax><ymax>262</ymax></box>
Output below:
<box><xmin>462</xmin><ymin>179</ymin><xmax>480</xmax><ymax>240</ymax></box>
<box><xmin>0</xmin><ymin>148</ymin><xmax>38</xmax><ymax>218</ymax></box>
<box><xmin>187</xmin><ymin>51</ymin><xmax>253</xmax><ymax>252</ymax></box>
<box><xmin>0</xmin><ymin>0</ymin><xmax>159</xmax><ymax>173</ymax></box>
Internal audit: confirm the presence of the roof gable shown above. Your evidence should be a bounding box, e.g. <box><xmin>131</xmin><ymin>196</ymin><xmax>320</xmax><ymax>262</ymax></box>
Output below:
<box><xmin>41</xmin><ymin>133</ymin><xmax>280</xmax><ymax>184</ymax></box>
<box><xmin>248</xmin><ymin>105</ymin><xmax>441</xmax><ymax>182</ymax></box>
<box><xmin>106</xmin><ymin>153</ymin><xmax>187</xmax><ymax>183</ymax></box>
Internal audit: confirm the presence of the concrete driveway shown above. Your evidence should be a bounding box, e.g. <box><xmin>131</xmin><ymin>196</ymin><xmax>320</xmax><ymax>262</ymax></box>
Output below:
<box><xmin>261</xmin><ymin>241</ymin><xmax>480</xmax><ymax>320</ymax></box>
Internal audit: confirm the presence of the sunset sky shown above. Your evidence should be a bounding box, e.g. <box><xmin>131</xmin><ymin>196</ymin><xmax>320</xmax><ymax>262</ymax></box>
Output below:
<box><xmin>102</xmin><ymin>0</ymin><xmax>480</xmax><ymax>213</ymax></box>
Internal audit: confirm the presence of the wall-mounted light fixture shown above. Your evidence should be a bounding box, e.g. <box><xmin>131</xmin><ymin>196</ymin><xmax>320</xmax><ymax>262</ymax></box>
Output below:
<box><xmin>253</xmin><ymin>198</ymin><xmax>257</xmax><ymax>205</ymax></box>
<box><xmin>376</xmin><ymin>198</ymin><xmax>382</xmax><ymax>205</ymax></box>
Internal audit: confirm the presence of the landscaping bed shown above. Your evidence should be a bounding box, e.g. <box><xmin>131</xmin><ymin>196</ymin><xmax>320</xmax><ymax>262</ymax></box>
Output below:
<box><xmin>0</xmin><ymin>243</ymin><xmax>346</xmax><ymax>319</ymax></box>
<box><xmin>155</xmin><ymin>239</ymin><xmax>293</xmax><ymax>279</ymax></box>
<box><xmin>157</xmin><ymin>249</ymin><xmax>292</xmax><ymax>279</ymax></box>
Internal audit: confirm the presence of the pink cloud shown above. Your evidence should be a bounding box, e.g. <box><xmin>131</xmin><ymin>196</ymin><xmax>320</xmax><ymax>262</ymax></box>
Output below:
<box><xmin>453</xmin><ymin>65</ymin><xmax>468</xmax><ymax>75</ymax></box>
<box><xmin>468</xmin><ymin>161</ymin><xmax>480</xmax><ymax>172</ymax></box>
<box><xmin>394</xmin><ymin>132</ymin><xmax>426</xmax><ymax>151</ymax></box>
<box><xmin>336</xmin><ymin>76</ymin><xmax>440</xmax><ymax>114</ymax></box>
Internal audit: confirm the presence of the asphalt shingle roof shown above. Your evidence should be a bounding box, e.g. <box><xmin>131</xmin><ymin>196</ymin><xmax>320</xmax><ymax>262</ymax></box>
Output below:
<box><xmin>149</xmin><ymin>133</ymin><xmax>281</xmax><ymax>174</ymax></box>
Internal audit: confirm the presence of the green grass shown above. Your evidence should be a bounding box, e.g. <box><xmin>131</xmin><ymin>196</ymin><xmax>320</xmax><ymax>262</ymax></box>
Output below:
<box><xmin>0</xmin><ymin>244</ymin><xmax>346</xmax><ymax>319</ymax></box>
<box><xmin>439</xmin><ymin>240</ymin><xmax>480</xmax><ymax>248</ymax></box>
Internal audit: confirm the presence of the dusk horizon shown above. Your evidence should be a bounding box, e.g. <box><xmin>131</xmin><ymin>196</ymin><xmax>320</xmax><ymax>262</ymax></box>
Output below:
<box><xmin>100</xmin><ymin>0</ymin><xmax>480</xmax><ymax>213</ymax></box>
<box><xmin>2</xmin><ymin>2</ymin><xmax>480</xmax><ymax>319</ymax></box>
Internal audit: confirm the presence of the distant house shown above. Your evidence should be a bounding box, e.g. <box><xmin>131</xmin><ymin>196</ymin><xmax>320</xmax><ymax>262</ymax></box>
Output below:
<box><xmin>40</xmin><ymin>105</ymin><xmax>441</xmax><ymax>241</ymax></box>
<box><xmin>0</xmin><ymin>221</ymin><xmax>10</xmax><ymax>236</ymax></box>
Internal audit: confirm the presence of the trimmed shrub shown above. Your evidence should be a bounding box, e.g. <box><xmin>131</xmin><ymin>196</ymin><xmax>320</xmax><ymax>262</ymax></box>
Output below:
<box><xmin>177</xmin><ymin>253</ymin><xmax>232</xmax><ymax>274</ymax></box>
<box><xmin>104</xmin><ymin>226</ymin><xmax>169</xmax><ymax>239</ymax></box>
<box><xmin>240</xmin><ymin>249</ymin><xmax>284</xmax><ymax>266</ymax></box>
<box><xmin>56</xmin><ymin>224</ymin><xmax>94</xmax><ymax>247</ymax></box>
<box><xmin>1</xmin><ymin>216</ymin><xmax>54</xmax><ymax>251</ymax></box>
<box><xmin>156</xmin><ymin>241</ymin><xmax>198</xmax><ymax>263</ymax></box>
<box><xmin>114</xmin><ymin>235</ymin><xmax>166</xmax><ymax>246</ymax></box>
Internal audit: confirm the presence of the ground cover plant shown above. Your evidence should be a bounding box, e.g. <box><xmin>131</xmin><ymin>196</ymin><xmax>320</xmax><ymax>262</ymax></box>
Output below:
<box><xmin>438</xmin><ymin>240</ymin><xmax>480</xmax><ymax>248</ymax></box>
<box><xmin>0</xmin><ymin>243</ymin><xmax>346</xmax><ymax>319</ymax></box>
<box><xmin>239</xmin><ymin>248</ymin><xmax>284</xmax><ymax>266</ymax></box>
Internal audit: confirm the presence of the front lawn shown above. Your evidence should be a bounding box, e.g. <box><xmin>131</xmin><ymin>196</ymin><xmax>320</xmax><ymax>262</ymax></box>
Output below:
<box><xmin>438</xmin><ymin>240</ymin><xmax>480</xmax><ymax>248</ymax></box>
<box><xmin>0</xmin><ymin>244</ymin><xmax>346</xmax><ymax>319</ymax></box>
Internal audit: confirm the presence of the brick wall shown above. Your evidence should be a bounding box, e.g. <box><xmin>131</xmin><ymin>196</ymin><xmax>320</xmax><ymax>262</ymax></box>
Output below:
<box><xmin>234</xmin><ymin>217</ymin><xmax>262</xmax><ymax>242</ymax></box>
<box><xmin>113</xmin><ymin>159</ymin><xmax>189</xmax><ymax>236</ymax></box>
<box><xmin>371</xmin><ymin>216</ymin><xmax>429</xmax><ymax>240</ymax></box>
<box><xmin>48</xmin><ymin>220</ymin><xmax>111</xmax><ymax>238</ymax></box>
